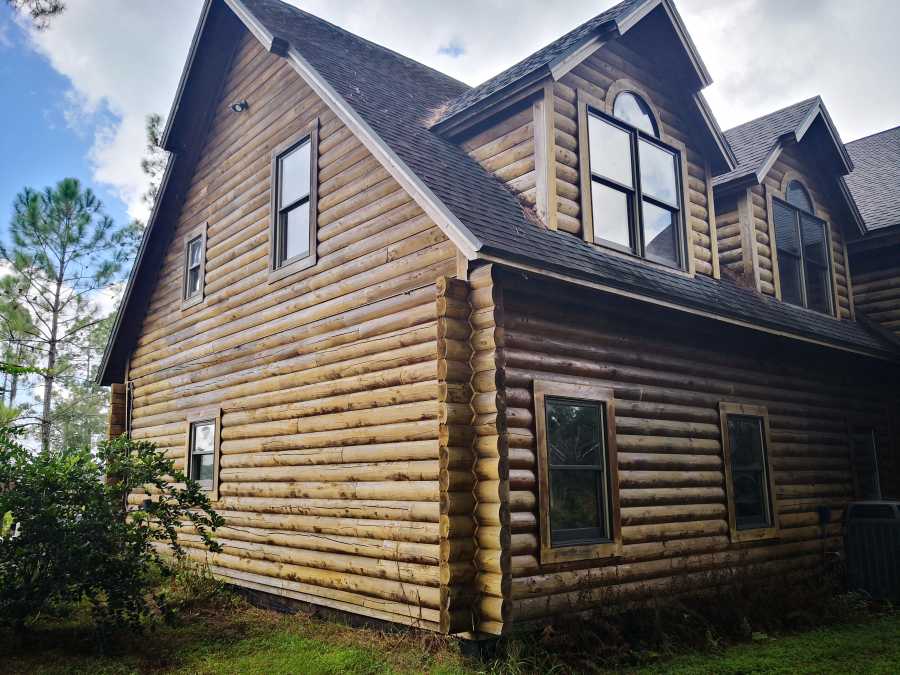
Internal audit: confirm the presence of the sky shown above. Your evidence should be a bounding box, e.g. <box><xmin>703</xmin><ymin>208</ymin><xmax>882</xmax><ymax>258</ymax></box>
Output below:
<box><xmin>1</xmin><ymin>0</ymin><xmax>898</xmax><ymax>237</ymax></box>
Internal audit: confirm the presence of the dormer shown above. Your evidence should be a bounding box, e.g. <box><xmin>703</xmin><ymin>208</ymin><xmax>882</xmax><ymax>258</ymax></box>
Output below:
<box><xmin>433</xmin><ymin>0</ymin><xmax>734</xmax><ymax>278</ymax></box>
<box><xmin>712</xmin><ymin>97</ymin><xmax>863</xmax><ymax>319</ymax></box>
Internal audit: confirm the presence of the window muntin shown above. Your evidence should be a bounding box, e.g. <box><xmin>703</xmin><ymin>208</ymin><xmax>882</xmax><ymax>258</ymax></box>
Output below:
<box><xmin>184</xmin><ymin>235</ymin><xmax>203</xmax><ymax>300</ymax></box>
<box><xmin>545</xmin><ymin>397</ymin><xmax>611</xmax><ymax>546</ymax></box>
<box><xmin>773</xmin><ymin>183</ymin><xmax>832</xmax><ymax>314</ymax></box>
<box><xmin>189</xmin><ymin>420</ymin><xmax>215</xmax><ymax>490</ymax></box>
<box><xmin>850</xmin><ymin>426</ymin><xmax>881</xmax><ymax>500</ymax></box>
<box><xmin>613</xmin><ymin>91</ymin><xmax>658</xmax><ymax>136</ymax></box>
<box><xmin>587</xmin><ymin>98</ymin><xmax>683</xmax><ymax>269</ymax></box>
<box><xmin>274</xmin><ymin>137</ymin><xmax>313</xmax><ymax>268</ymax></box>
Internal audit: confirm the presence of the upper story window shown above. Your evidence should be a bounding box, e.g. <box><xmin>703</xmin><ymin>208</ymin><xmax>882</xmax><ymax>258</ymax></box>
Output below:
<box><xmin>181</xmin><ymin>225</ymin><xmax>206</xmax><ymax>309</ymax></box>
<box><xmin>773</xmin><ymin>180</ymin><xmax>832</xmax><ymax>314</ymax></box>
<box><xmin>270</xmin><ymin>123</ymin><xmax>318</xmax><ymax>281</ymax></box>
<box><xmin>586</xmin><ymin>92</ymin><xmax>683</xmax><ymax>269</ymax></box>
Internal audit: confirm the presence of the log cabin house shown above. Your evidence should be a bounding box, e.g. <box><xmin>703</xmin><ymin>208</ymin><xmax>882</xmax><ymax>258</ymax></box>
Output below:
<box><xmin>844</xmin><ymin>125</ymin><xmax>900</xmax><ymax>338</ymax></box>
<box><xmin>99</xmin><ymin>0</ymin><xmax>900</xmax><ymax>636</ymax></box>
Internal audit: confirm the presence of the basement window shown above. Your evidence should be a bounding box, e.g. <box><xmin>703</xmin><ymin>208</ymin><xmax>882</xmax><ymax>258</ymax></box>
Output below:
<box><xmin>583</xmin><ymin>92</ymin><xmax>685</xmax><ymax>270</ymax></box>
<box><xmin>720</xmin><ymin>403</ymin><xmax>778</xmax><ymax>542</ymax></box>
<box><xmin>534</xmin><ymin>380</ymin><xmax>621</xmax><ymax>564</ymax></box>
<box><xmin>773</xmin><ymin>180</ymin><xmax>833</xmax><ymax>314</ymax></box>
<box><xmin>186</xmin><ymin>410</ymin><xmax>221</xmax><ymax>500</ymax></box>
<box><xmin>181</xmin><ymin>226</ymin><xmax>207</xmax><ymax>309</ymax></box>
<box><xmin>270</xmin><ymin>122</ymin><xmax>319</xmax><ymax>281</ymax></box>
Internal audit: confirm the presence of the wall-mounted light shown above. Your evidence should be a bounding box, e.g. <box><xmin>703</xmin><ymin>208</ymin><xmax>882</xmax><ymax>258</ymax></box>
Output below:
<box><xmin>230</xmin><ymin>100</ymin><xmax>249</xmax><ymax>113</ymax></box>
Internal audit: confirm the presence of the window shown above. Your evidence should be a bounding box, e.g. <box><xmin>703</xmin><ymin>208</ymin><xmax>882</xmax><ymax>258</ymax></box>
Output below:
<box><xmin>720</xmin><ymin>403</ymin><xmax>778</xmax><ymax>542</ymax></box>
<box><xmin>185</xmin><ymin>410</ymin><xmax>221</xmax><ymax>499</ymax></box>
<box><xmin>850</xmin><ymin>426</ymin><xmax>881</xmax><ymax>500</ymax></box>
<box><xmin>181</xmin><ymin>226</ymin><xmax>206</xmax><ymax>308</ymax></box>
<box><xmin>534</xmin><ymin>380</ymin><xmax>620</xmax><ymax>563</ymax></box>
<box><xmin>584</xmin><ymin>92</ymin><xmax>683</xmax><ymax>269</ymax></box>
<box><xmin>270</xmin><ymin>123</ymin><xmax>318</xmax><ymax>280</ymax></box>
<box><xmin>773</xmin><ymin>180</ymin><xmax>833</xmax><ymax>314</ymax></box>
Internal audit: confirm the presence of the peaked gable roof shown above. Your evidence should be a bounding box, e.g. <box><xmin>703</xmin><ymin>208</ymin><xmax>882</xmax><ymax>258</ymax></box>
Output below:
<box><xmin>99</xmin><ymin>0</ymin><xmax>898</xmax><ymax>384</ymax></box>
<box><xmin>845</xmin><ymin>125</ymin><xmax>900</xmax><ymax>232</ymax></box>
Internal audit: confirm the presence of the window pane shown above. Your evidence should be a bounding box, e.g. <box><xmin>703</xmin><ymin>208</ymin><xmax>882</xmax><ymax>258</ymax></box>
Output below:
<box><xmin>192</xmin><ymin>422</ymin><xmax>214</xmax><ymax>454</ymax></box>
<box><xmin>588</xmin><ymin>114</ymin><xmax>632</xmax><ymax>187</ymax></box>
<box><xmin>727</xmin><ymin>416</ymin><xmax>771</xmax><ymax>530</ymax></box>
<box><xmin>188</xmin><ymin>237</ymin><xmax>202</xmax><ymax>267</ymax></box>
<box><xmin>773</xmin><ymin>201</ymin><xmax>800</xmax><ymax>256</ymax></box>
<box><xmin>613</xmin><ymin>92</ymin><xmax>657</xmax><ymax>136</ymax></box>
<box><xmin>591</xmin><ymin>182</ymin><xmax>631</xmax><ymax>249</ymax></box>
<box><xmin>851</xmin><ymin>428</ymin><xmax>881</xmax><ymax>500</ymax></box>
<box><xmin>546</xmin><ymin>399</ymin><xmax>602</xmax><ymax>466</ymax></box>
<box><xmin>804</xmin><ymin>262</ymin><xmax>831</xmax><ymax>313</ymax></box>
<box><xmin>638</xmin><ymin>140</ymin><xmax>678</xmax><ymax>207</ymax></box>
<box><xmin>187</xmin><ymin>266</ymin><xmax>201</xmax><ymax>297</ymax></box>
<box><xmin>642</xmin><ymin>201</ymin><xmax>679</xmax><ymax>267</ymax></box>
<box><xmin>282</xmin><ymin>203</ymin><xmax>311</xmax><ymax>262</ymax></box>
<box><xmin>785</xmin><ymin>180</ymin><xmax>813</xmax><ymax>213</ymax></box>
<box><xmin>779</xmin><ymin>254</ymin><xmax>804</xmax><ymax>306</ymax></box>
<box><xmin>801</xmin><ymin>215</ymin><xmax>828</xmax><ymax>265</ymax></box>
<box><xmin>191</xmin><ymin>452</ymin><xmax>214</xmax><ymax>483</ymax></box>
<box><xmin>279</xmin><ymin>140</ymin><xmax>311</xmax><ymax>208</ymax></box>
<box><xmin>549</xmin><ymin>469</ymin><xmax>603</xmax><ymax>533</ymax></box>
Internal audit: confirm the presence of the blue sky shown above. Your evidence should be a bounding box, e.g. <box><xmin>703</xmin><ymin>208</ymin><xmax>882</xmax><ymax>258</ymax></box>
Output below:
<box><xmin>0</xmin><ymin>5</ymin><xmax>130</xmax><ymax>244</ymax></box>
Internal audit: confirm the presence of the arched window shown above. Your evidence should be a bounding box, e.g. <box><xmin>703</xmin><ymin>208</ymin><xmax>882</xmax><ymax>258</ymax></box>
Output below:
<box><xmin>585</xmin><ymin>91</ymin><xmax>682</xmax><ymax>268</ymax></box>
<box><xmin>773</xmin><ymin>179</ymin><xmax>832</xmax><ymax>314</ymax></box>
<box><xmin>785</xmin><ymin>180</ymin><xmax>813</xmax><ymax>213</ymax></box>
<box><xmin>613</xmin><ymin>92</ymin><xmax>658</xmax><ymax>137</ymax></box>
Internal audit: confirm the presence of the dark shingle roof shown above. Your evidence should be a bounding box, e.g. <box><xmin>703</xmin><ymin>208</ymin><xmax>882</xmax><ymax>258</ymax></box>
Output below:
<box><xmin>240</xmin><ymin>0</ymin><xmax>895</xmax><ymax>359</ymax></box>
<box><xmin>432</xmin><ymin>0</ymin><xmax>648</xmax><ymax>126</ymax></box>
<box><xmin>845</xmin><ymin>125</ymin><xmax>900</xmax><ymax>231</ymax></box>
<box><xmin>714</xmin><ymin>97</ymin><xmax>820</xmax><ymax>186</ymax></box>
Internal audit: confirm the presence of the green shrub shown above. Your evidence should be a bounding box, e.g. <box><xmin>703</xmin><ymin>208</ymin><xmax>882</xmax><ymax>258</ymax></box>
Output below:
<box><xmin>0</xmin><ymin>431</ymin><xmax>224</xmax><ymax>635</ymax></box>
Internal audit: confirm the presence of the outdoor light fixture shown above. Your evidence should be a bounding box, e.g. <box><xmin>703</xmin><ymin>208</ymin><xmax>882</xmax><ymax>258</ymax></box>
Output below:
<box><xmin>230</xmin><ymin>99</ymin><xmax>249</xmax><ymax>113</ymax></box>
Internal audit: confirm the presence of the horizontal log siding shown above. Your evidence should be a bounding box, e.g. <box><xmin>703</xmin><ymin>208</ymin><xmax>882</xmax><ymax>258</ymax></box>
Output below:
<box><xmin>853</xmin><ymin>263</ymin><xmax>900</xmax><ymax>336</ymax></box>
<box><xmin>461</xmin><ymin>107</ymin><xmax>536</xmax><ymax>209</ymax></box>
<box><xmin>495</xmin><ymin>271</ymin><xmax>896</xmax><ymax>624</ymax></box>
<box><xmin>557</xmin><ymin>40</ymin><xmax>716</xmax><ymax>275</ymax></box>
<box><xmin>761</xmin><ymin>145</ymin><xmax>853</xmax><ymax>317</ymax></box>
<box><xmin>126</xmin><ymin>34</ymin><xmax>456</xmax><ymax>630</ymax></box>
<box><xmin>714</xmin><ymin>191</ymin><xmax>745</xmax><ymax>278</ymax></box>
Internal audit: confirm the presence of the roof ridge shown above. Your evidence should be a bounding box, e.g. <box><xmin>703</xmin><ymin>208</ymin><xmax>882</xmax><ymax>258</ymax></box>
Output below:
<box><xmin>266</xmin><ymin>0</ymin><xmax>470</xmax><ymax>92</ymax></box>
<box><xmin>722</xmin><ymin>95</ymin><xmax>820</xmax><ymax>135</ymax></box>
<box><xmin>846</xmin><ymin>123</ymin><xmax>900</xmax><ymax>146</ymax></box>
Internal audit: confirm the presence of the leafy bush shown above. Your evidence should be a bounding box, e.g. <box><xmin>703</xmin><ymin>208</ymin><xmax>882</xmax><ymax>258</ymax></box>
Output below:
<box><xmin>0</xmin><ymin>431</ymin><xmax>223</xmax><ymax>634</ymax></box>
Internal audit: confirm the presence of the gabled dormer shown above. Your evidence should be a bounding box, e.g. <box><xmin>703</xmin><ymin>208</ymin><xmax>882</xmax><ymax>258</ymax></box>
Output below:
<box><xmin>433</xmin><ymin>0</ymin><xmax>734</xmax><ymax>279</ymax></box>
<box><xmin>712</xmin><ymin>97</ymin><xmax>863</xmax><ymax>319</ymax></box>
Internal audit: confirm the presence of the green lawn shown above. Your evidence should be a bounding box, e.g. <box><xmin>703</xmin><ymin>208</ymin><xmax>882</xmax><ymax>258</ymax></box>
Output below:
<box><xmin>2</xmin><ymin>596</ymin><xmax>899</xmax><ymax>675</ymax></box>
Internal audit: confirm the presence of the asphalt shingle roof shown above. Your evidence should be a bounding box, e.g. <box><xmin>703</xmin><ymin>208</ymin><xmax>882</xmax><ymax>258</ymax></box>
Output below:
<box><xmin>845</xmin><ymin>125</ymin><xmax>900</xmax><ymax>232</ymax></box>
<box><xmin>239</xmin><ymin>0</ymin><xmax>895</xmax><ymax>359</ymax></box>
<box><xmin>714</xmin><ymin>97</ymin><xmax>820</xmax><ymax>186</ymax></box>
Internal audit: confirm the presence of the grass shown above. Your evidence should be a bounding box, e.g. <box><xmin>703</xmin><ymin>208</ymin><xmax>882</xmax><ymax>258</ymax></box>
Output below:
<box><xmin>2</xmin><ymin>581</ymin><xmax>899</xmax><ymax>675</ymax></box>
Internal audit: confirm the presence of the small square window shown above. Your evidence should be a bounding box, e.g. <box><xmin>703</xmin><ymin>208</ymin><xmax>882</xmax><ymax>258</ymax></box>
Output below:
<box><xmin>187</xmin><ymin>415</ymin><xmax>219</xmax><ymax>497</ymax></box>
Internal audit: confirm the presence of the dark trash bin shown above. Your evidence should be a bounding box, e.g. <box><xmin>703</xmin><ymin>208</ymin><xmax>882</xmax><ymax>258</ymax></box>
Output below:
<box><xmin>844</xmin><ymin>501</ymin><xmax>900</xmax><ymax>601</ymax></box>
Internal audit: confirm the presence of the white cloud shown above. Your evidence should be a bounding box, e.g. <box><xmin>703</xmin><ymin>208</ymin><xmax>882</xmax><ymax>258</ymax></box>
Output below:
<box><xmin>20</xmin><ymin>0</ymin><xmax>900</xmax><ymax>224</ymax></box>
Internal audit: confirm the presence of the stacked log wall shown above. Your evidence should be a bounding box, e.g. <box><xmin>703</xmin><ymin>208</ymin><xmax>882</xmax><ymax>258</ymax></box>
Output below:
<box><xmin>126</xmin><ymin>33</ymin><xmax>458</xmax><ymax>630</ymax></box>
<box><xmin>714</xmin><ymin>191</ymin><xmax>746</xmax><ymax>279</ymax></box>
<box><xmin>496</xmin><ymin>270</ymin><xmax>896</xmax><ymax>624</ymax></box>
<box><xmin>852</xmin><ymin>263</ymin><xmax>900</xmax><ymax>336</ymax></box>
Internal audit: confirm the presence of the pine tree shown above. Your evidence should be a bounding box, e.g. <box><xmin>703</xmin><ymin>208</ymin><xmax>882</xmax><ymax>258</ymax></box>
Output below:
<box><xmin>3</xmin><ymin>178</ymin><xmax>130</xmax><ymax>451</ymax></box>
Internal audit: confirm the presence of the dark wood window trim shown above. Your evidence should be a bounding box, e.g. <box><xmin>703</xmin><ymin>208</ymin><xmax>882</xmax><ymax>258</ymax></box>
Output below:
<box><xmin>184</xmin><ymin>408</ymin><xmax>221</xmax><ymax>501</ymax></box>
<box><xmin>577</xmin><ymin>88</ymin><xmax>689</xmax><ymax>273</ymax></box>
<box><xmin>534</xmin><ymin>379</ymin><xmax>621</xmax><ymax>564</ymax></box>
<box><xmin>181</xmin><ymin>223</ymin><xmax>207</xmax><ymax>310</ymax></box>
<box><xmin>719</xmin><ymin>402</ymin><xmax>779</xmax><ymax>543</ymax></box>
<box><xmin>269</xmin><ymin>119</ymin><xmax>319</xmax><ymax>284</ymax></box>
<box><xmin>847</xmin><ymin>417</ymin><xmax>883</xmax><ymax>501</ymax></box>
<box><xmin>765</xmin><ymin>175</ymin><xmax>837</xmax><ymax>316</ymax></box>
